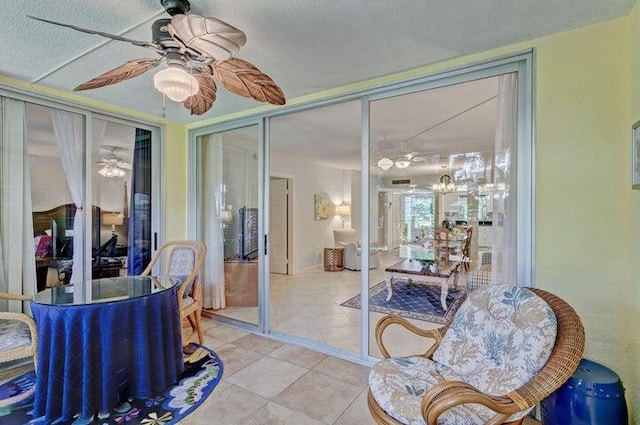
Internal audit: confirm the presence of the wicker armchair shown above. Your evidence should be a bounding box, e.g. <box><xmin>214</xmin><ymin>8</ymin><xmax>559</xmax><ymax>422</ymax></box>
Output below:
<box><xmin>368</xmin><ymin>285</ymin><xmax>585</xmax><ymax>425</ymax></box>
<box><xmin>141</xmin><ymin>241</ymin><xmax>207</xmax><ymax>346</ymax></box>
<box><xmin>0</xmin><ymin>292</ymin><xmax>38</xmax><ymax>407</ymax></box>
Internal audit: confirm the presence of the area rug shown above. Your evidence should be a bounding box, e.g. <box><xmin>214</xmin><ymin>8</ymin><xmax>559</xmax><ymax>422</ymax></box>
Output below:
<box><xmin>340</xmin><ymin>280</ymin><xmax>466</xmax><ymax>324</ymax></box>
<box><xmin>0</xmin><ymin>344</ymin><xmax>223</xmax><ymax>425</ymax></box>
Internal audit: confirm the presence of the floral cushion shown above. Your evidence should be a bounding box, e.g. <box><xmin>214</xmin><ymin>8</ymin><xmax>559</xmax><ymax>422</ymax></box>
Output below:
<box><xmin>369</xmin><ymin>356</ymin><xmax>486</xmax><ymax>425</ymax></box>
<box><xmin>0</xmin><ymin>319</ymin><xmax>32</xmax><ymax>351</ymax></box>
<box><xmin>369</xmin><ymin>285</ymin><xmax>557</xmax><ymax>424</ymax></box>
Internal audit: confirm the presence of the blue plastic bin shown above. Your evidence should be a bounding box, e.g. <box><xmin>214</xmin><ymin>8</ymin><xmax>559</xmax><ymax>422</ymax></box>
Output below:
<box><xmin>541</xmin><ymin>358</ymin><xmax>628</xmax><ymax>425</ymax></box>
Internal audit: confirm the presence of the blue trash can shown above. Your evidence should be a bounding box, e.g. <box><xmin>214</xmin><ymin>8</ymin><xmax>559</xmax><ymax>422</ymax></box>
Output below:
<box><xmin>541</xmin><ymin>358</ymin><xmax>628</xmax><ymax>425</ymax></box>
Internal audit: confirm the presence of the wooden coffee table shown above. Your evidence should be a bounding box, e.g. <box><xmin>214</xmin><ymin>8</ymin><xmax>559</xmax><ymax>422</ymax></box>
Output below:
<box><xmin>384</xmin><ymin>259</ymin><xmax>460</xmax><ymax>310</ymax></box>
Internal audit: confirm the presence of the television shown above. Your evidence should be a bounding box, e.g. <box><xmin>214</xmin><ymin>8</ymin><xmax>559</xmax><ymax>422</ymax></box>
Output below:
<box><xmin>238</xmin><ymin>207</ymin><xmax>258</xmax><ymax>261</ymax></box>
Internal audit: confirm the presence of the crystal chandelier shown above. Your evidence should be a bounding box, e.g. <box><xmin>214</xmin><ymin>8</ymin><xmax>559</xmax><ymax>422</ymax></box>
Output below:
<box><xmin>98</xmin><ymin>164</ymin><xmax>126</xmax><ymax>178</ymax></box>
<box><xmin>433</xmin><ymin>166</ymin><xmax>456</xmax><ymax>193</ymax></box>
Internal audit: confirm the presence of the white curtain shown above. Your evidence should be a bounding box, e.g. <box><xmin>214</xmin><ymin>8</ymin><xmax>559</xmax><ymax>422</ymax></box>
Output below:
<box><xmin>0</xmin><ymin>98</ymin><xmax>36</xmax><ymax>312</ymax></box>
<box><xmin>202</xmin><ymin>134</ymin><xmax>226</xmax><ymax>309</ymax></box>
<box><xmin>491</xmin><ymin>73</ymin><xmax>518</xmax><ymax>284</ymax></box>
<box><xmin>52</xmin><ymin>110</ymin><xmax>85</xmax><ymax>284</ymax></box>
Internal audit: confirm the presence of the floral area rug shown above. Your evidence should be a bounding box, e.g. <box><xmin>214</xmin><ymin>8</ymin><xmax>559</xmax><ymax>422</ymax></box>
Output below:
<box><xmin>0</xmin><ymin>344</ymin><xmax>223</xmax><ymax>425</ymax></box>
<box><xmin>340</xmin><ymin>280</ymin><xmax>466</xmax><ymax>324</ymax></box>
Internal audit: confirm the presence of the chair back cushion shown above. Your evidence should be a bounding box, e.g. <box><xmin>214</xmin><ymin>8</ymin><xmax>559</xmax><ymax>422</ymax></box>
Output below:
<box><xmin>333</xmin><ymin>229</ymin><xmax>358</xmax><ymax>246</ymax></box>
<box><xmin>432</xmin><ymin>284</ymin><xmax>557</xmax><ymax>395</ymax></box>
<box><xmin>168</xmin><ymin>248</ymin><xmax>196</xmax><ymax>276</ymax></box>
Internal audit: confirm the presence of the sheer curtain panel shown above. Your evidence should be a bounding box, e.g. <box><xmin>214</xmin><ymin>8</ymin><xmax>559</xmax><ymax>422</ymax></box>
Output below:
<box><xmin>0</xmin><ymin>98</ymin><xmax>36</xmax><ymax>311</ymax></box>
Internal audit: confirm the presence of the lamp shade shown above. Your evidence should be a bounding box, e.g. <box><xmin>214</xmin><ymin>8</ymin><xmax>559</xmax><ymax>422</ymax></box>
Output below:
<box><xmin>220</xmin><ymin>209</ymin><xmax>233</xmax><ymax>224</ymax></box>
<box><xmin>335</xmin><ymin>205</ymin><xmax>351</xmax><ymax>216</ymax></box>
<box><xmin>153</xmin><ymin>67</ymin><xmax>199</xmax><ymax>102</ymax></box>
<box><xmin>102</xmin><ymin>212</ymin><xmax>123</xmax><ymax>226</ymax></box>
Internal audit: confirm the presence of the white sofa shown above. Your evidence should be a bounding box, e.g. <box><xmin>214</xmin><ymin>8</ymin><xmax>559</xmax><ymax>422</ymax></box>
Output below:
<box><xmin>333</xmin><ymin>229</ymin><xmax>380</xmax><ymax>270</ymax></box>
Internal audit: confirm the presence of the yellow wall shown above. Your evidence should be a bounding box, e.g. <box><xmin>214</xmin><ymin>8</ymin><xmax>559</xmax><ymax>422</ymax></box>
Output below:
<box><xmin>629</xmin><ymin>2</ymin><xmax>640</xmax><ymax>421</ymax></box>
<box><xmin>163</xmin><ymin>123</ymin><xmax>189</xmax><ymax>240</ymax></box>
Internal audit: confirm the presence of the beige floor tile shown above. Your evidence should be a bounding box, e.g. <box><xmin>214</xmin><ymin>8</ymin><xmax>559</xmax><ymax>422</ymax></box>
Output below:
<box><xmin>238</xmin><ymin>401</ymin><xmax>326</xmax><ymax>425</ymax></box>
<box><xmin>273</xmin><ymin>370</ymin><xmax>362</xmax><ymax>424</ymax></box>
<box><xmin>200</xmin><ymin>333</ymin><xmax>232</xmax><ymax>351</ymax></box>
<box><xmin>203</xmin><ymin>322</ymin><xmax>250</xmax><ymax>343</ymax></box>
<box><xmin>269</xmin><ymin>344</ymin><xmax>328</xmax><ymax>369</ymax></box>
<box><xmin>181</xmin><ymin>380</ymin><xmax>267</xmax><ymax>425</ymax></box>
<box><xmin>215</xmin><ymin>343</ymin><xmax>265</xmax><ymax>377</ymax></box>
<box><xmin>313</xmin><ymin>356</ymin><xmax>370</xmax><ymax>388</ymax></box>
<box><xmin>334</xmin><ymin>388</ymin><xmax>377</xmax><ymax>425</ymax></box>
<box><xmin>226</xmin><ymin>356</ymin><xmax>309</xmax><ymax>398</ymax></box>
<box><xmin>231</xmin><ymin>333</ymin><xmax>285</xmax><ymax>356</ymax></box>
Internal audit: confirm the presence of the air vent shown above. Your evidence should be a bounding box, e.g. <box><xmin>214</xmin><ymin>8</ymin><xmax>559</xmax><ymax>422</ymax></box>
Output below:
<box><xmin>392</xmin><ymin>179</ymin><xmax>411</xmax><ymax>185</ymax></box>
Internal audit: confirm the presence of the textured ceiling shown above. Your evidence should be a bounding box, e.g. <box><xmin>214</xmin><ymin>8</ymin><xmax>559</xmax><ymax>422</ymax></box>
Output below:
<box><xmin>0</xmin><ymin>0</ymin><xmax>634</xmax><ymax>123</ymax></box>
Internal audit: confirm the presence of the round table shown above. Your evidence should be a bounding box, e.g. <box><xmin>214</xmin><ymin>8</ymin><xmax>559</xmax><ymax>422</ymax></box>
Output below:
<box><xmin>30</xmin><ymin>276</ymin><xmax>184</xmax><ymax>423</ymax></box>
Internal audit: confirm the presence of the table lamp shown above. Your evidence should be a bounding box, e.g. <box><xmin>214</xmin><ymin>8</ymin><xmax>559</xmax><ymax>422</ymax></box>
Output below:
<box><xmin>335</xmin><ymin>204</ymin><xmax>350</xmax><ymax>229</ymax></box>
<box><xmin>102</xmin><ymin>212</ymin><xmax>123</xmax><ymax>235</ymax></box>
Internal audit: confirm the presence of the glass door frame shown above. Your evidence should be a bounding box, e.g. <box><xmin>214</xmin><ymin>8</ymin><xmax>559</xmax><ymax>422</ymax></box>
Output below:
<box><xmin>187</xmin><ymin>50</ymin><xmax>534</xmax><ymax>365</ymax></box>
<box><xmin>0</xmin><ymin>85</ymin><xmax>163</xmax><ymax>300</ymax></box>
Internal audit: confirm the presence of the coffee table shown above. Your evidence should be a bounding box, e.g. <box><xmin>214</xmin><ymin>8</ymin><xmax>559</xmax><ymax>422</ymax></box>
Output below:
<box><xmin>384</xmin><ymin>259</ymin><xmax>460</xmax><ymax>310</ymax></box>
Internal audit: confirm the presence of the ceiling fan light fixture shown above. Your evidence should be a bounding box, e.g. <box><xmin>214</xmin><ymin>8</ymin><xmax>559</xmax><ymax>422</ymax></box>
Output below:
<box><xmin>378</xmin><ymin>157</ymin><xmax>393</xmax><ymax>171</ymax></box>
<box><xmin>395</xmin><ymin>160</ymin><xmax>410</xmax><ymax>169</ymax></box>
<box><xmin>99</xmin><ymin>164</ymin><xmax>126</xmax><ymax>178</ymax></box>
<box><xmin>153</xmin><ymin>66</ymin><xmax>199</xmax><ymax>102</ymax></box>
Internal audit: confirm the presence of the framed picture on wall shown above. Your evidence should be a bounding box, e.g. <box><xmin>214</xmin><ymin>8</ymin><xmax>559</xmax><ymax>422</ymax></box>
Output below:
<box><xmin>633</xmin><ymin>121</ymin><xmax>640</xmax><ymax>189</ymax></box>
<box><xmin>314</xmin><ymin>193</ymin><xmax>330</xmax><ymax>220</ymax></box>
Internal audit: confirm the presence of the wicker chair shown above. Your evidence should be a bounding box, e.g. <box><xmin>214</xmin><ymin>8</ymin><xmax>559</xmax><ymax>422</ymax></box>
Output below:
<box><xmin>466</xmin><ymin>251</ymin><xmax>493</xmax><ymax>293</ymax></box>
<box><xmin>368</xmin><ymin>285</ymin><xmax>585</xmax><ymax>425</ymax></box>
<box><xmin>141</xmin><ymin>241</ymin><xmax>207</xmax><ymax>346</ymax></box>
<box><xmin>0</xmin><ymin>292</ymin><xmax>38</xmax><ymax>407</ymax></box>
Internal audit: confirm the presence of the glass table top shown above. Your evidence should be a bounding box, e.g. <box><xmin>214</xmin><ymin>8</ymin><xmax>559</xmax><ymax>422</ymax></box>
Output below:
<box><xmin>32</xmin><ymin>275</ymin><xmax>181</xmax><ymax>306</ymax></box>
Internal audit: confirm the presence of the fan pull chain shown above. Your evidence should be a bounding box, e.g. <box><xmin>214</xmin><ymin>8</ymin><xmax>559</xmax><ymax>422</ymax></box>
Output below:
<box><xmin>161</xmin><ymin>93</ymin><xmax>167</xmax><ymax>118</ymax></box>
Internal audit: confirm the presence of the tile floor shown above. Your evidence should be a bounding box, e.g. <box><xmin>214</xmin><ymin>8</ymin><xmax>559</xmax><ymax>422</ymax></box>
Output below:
<box><xmin>181</xmin><ymin>319</ymin><xmax>541</xmax><ymax>425</ymax></box>
<box><xmin>211</xmin><ymin>250</ymin><xmax>455</xmax><ymax>358</ymax></box>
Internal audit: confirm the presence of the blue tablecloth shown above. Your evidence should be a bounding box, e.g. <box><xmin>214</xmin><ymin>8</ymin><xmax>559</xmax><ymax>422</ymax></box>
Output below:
<box><xmin>30</xmin><ymin>283</ymin><xmax>183</xmax><ymax>422</ymax></box>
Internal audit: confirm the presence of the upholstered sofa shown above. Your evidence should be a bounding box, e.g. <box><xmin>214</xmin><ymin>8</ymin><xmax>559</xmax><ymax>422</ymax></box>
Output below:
<box><xmin>333</xmin><ymin>229</ymin><xmax>380</xmax><ymax>270</ymax></box>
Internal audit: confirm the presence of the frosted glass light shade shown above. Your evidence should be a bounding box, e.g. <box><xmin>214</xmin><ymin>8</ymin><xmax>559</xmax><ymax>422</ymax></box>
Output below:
<box><xmin>153</xmin><ymin>67</ymin><xmax>199</xmax><ymax>102</ymax></box>
<box><xmin>395</xmin><ymin>160</ymin><xmax>410</xmax><ymax>169</ymax></box>
<box><xmin>98</xmin><ymin>164</ymin><xmax>126</xmax><ymax>178</ymax></box>
<box><xmin>378</xmin><ymin>158</ymin><xmax>393</xmax><ymax>171</ymax></box>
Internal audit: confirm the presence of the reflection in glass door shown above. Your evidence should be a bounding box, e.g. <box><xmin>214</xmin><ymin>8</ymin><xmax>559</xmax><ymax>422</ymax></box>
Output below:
<box><xmin>368</xmin><ymin>75</ymin><xmax>518</xmax><ymax>359</ymax></box>
<box><xmin>197</xmin><ymin>125</ymin><xmax>260</xmax><ymax>325</ymax></box>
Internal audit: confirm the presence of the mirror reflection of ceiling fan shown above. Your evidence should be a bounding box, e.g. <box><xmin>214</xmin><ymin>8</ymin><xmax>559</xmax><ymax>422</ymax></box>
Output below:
<box><xmin>97</xmin><ymin>146</ymin><xmax>131</xmax><ymax>178</ymax></box>
<box><xmin>28</xmin><ymin>0</ymin><xmax>285</xmax><ymax>116</ymax></box>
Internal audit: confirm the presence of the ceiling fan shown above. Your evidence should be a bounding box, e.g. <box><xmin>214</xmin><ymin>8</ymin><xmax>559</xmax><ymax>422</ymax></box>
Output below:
<box><xmin>97</xmin><ymin>147</ymin><xmax>131</xmax><ymax>178</ymax></box>
<box><xmin>28</xmin><ymin>0</ymin><xmax>285</xmax><ymax>116</ymax></box>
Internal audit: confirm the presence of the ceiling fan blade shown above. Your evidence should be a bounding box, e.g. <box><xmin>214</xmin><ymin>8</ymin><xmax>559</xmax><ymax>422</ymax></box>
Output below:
<box><xmin>74</xmin><ymin>59</ymin><xmax>160</xmax><ymax>91</ymax></box>
<box><xmin>183</xmin><ymin>68</ymin><xmax>217</xmax><ymax>115</ymax></box>
<box><xmin>210</xmin><ymin>58</ymin><xmax>285</xmax><ymax>105</ymax></box>
<box><xmin>27</xmin><ymin>15</ymin><xmax>162</xmax><ymax>52</ymax></box>
<box><xmin>117</xmin><ymin>162</ymin><xmax>132</xmax><ymax>170</ymax></box>
<box><xmin>168</xmin><ymin>14</ymin><xmax>246</xmax><ymax>60</ymax></box>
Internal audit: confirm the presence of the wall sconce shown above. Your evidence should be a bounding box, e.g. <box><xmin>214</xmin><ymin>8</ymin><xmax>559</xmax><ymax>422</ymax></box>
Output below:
<box><xmin>335</xmin><ymin>204</ymin><xmax>351</xmax><ymax>229</ymax></box>
<box><xmin>102</xmin><ymin>212</ymin><xmax>124</xmax><ymax>235</ymax></box>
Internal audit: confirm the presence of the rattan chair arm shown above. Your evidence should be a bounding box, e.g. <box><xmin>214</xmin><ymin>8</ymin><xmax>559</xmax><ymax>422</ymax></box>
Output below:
<box><xmin>0</xmin><ymin>292</ymin><xmax>32</xmax><ymax>301</ymax></box>
<box><xmin>375</xmin><ymin>315</ymin><xmax>446</xmax><ymax>359</ymax></box>
<box><xmin>421</xmin><ymin>380</ymin><xmax>517</xmax><ymax>425</ymax></box>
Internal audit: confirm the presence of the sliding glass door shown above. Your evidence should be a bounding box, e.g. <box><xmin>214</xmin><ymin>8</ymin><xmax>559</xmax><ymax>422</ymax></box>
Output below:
<box><xmin>188</xmin><ymin>54</ymin><xmax>532</xmax><ymax>364</ymax></box>
<box><xmin>195</xmin><ymin>124</ymin><xmax>261</xmax><ymax>326</ymax></box>
<box><xmin>0</xmin><ymin>95</ymin><xmax>160</xmax><ymax>306</ymax></box>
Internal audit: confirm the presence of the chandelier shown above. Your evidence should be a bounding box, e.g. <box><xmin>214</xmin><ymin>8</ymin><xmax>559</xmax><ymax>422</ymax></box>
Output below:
<box><xmin>433</xmin><ymin>165</ymin><xmax>456</xmax><ymax>193</ymax></box>
<box><xmin>98</xmin><ymin>164</ymin><xmax>126</xmax><ymax>178</ymax></box>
